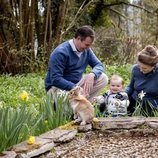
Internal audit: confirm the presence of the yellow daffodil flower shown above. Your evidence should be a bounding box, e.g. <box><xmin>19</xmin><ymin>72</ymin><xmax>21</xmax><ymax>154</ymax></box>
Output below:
<box><xmin>27</xmin><ymin>136</ymin><xmax>35</xmax><ymax>145</ymax></box>
<box><xmin>93</xmin><ymin>117</ymin><xmax>99</xmax><ymax>122</ymax></box>
<box><xmin>20</xmin><ymin>90</ymin><xmax>29</xmax><ymax>101</ymax></box>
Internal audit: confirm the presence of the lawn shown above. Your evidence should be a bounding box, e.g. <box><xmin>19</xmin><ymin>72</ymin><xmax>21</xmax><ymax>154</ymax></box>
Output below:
<box><xmin>0</xmin><ymin>65</ymin><xmax>132</xmax><ymax>152</ymax></box>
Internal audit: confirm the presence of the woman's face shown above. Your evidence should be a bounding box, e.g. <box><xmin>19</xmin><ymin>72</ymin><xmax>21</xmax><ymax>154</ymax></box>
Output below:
<box><xmin>138</xmin><ymin>62</ymin><xmax>155</xmax><ymax>74</ymax></box>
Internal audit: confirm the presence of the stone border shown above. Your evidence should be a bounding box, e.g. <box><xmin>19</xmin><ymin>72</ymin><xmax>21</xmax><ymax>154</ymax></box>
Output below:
<box><xmin>93</xmin><ymin>117</ymin><xmax>158</xmax><ymax>130</ymax></box>
<box><xmin>1</xmin><ymin>117</ymin><xmax>158</xmax><ymax>158</ymax></box>
<box><xmin>0</xmin><ymin>129</ymin><xmax>77</xmax><ymax>158</ymax></box>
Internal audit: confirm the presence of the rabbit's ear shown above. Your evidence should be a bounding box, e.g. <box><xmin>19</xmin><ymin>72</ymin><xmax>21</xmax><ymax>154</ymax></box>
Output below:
<box><xmin>77</xmin><ymin>86</ymin><xmax>81</xmax><ymax>91</ymax></box>
<box><xmin>73</xmin><ymin>86</ymin><xmax>80</xmax><ymax>92</ymax></box>
<box><xmin>74</xmin><ymin>89</ymin><xmax>79</xmax><ymax>95</ymax></box>
<box><xmin>75</xmin><ymin>85</ymin><xmax>80</xmax><ymax>89</ymax></box>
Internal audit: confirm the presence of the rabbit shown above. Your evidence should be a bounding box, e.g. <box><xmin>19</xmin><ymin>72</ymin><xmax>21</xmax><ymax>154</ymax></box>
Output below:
<box><xmin>68</xmin><ymin>86</ymin><xmax>95</xmax><ymax>125</ymax></box>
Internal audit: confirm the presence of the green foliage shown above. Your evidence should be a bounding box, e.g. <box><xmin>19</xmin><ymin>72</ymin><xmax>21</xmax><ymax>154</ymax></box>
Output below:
<box><xmin>85</xmin><ymin>64</ymin><xmax>132</xmax><ymax>94</ymax></box>
<box><xmin>35</xmin><ymin>95</ymin><xmax>73</xmax><ymax>135</ymax></box>
<box><xmin>0</xmin><ymin>105</ymin><xmax>34</xmax><ymax>151</ymax></box>
<box><xmin>0</xmin><ymin>73</ymin><xmax>45</xmax><ymax>107</ymax></box>
<box><xmin>1</xmin><ymin>64</ymin><xmax>158</xmax><ymax>152</ymax></box>
<box><xmin>0</xmin><ymin>73</ymin><xmax>73</xmax><ymax>152</ymax></box>
<box><xmin>0</xmin><ymin>95</ymin><xmax>72</xmax><ymax>152</ymax></box>
<box><xmin>0</xmin><ymin>64</ymin><xmax>142</xmax><ymax>152</ymax></box>
<box><xmin>95</xmin><ymin>11</ymin><xmax>113</xmax><ymax>27</ymax></box>
<box><xmin>94</xmin><ymin>104</ymin><xmax>106</xmax><ymax>118</ymax></box>
<box><xmin>132</xmin><ymin>101</ymin><xmax>158</xmax><ymax>117</ymax></box>
<box><xmin>106</xmin><ymin>64</ymin><xmax>132</xmax><ymax>86</ymax></box>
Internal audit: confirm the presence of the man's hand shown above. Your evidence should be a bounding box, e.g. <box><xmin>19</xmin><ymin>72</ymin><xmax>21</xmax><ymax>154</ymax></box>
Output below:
<box><xmin>83</xmin><ymin>73</ymin><xmax>95</xmax><ymax>98</ymax></box>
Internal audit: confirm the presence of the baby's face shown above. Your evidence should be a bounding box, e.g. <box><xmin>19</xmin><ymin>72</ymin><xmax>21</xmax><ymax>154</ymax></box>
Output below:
<box><xmin>109</xmin><ymin>80</ymin><xmax>123</xmax><ymax>93</ymax></box>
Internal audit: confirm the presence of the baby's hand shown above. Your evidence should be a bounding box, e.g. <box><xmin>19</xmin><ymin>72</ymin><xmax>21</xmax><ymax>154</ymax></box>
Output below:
<box><xmin>94</xmin><ymin>96</ymin><xmax>105</xmax><ymax>104</ymax></box>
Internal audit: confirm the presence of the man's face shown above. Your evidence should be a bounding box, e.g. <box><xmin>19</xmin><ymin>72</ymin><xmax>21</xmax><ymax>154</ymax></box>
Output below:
<box><xmin>75</xmin><ymin>36</ymin><xmax>93</xmax><ymax>52</ymax></box>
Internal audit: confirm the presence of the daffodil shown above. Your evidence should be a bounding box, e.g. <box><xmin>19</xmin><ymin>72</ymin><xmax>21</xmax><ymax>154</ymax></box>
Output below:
<box><xmin>93</xmin><ymin>117</ymin><xmax>99</xmax><ymax>122</ymax></box>
<box><xmin>138</xmin><ymin>90</ymin><xmax>146</xmax><ymax>100</ymax></box>
<box><xmin>20</xmin><ymin>90</ymin><xmax>29</xmax><ymax>101</ymax></box>
<box><xmin>27</xmin><ymin>136</ymin><xmax>35</xmax><ymax>145</ymax></box>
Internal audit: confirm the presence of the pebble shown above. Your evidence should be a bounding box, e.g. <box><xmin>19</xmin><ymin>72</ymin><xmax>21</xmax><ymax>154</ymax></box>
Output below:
<box><xmin>43</xmin><ymin>131</ymin><xmax>158</xmax><ymax>158</ymax></box>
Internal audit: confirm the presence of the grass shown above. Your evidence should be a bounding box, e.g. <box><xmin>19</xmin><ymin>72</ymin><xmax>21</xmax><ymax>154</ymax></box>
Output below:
<box><xmin>0</xmin><ymin>72</ymin><xmax>73</xmax><ymax>152</ymax></box>
<box><xmin>0</xmin><ymin>73</ymin><xmax>45</xmax><ymax>107</ymax></box>
<box><xmin>0</xmin><ymin>65</ymin><xmax>133</xmax><ymax>152</ymax></box>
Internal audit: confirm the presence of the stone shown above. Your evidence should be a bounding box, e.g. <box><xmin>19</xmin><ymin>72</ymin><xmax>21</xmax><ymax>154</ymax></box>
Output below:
<box><xmin>92</xmin><ymin>117</ymin><xmax>146</xmax><ymax>131</ymax></box>
<box><xmin>16</xmin><ymin>142</ymin><xmax>55</xmax><ymax>158</ymax></box>
<box><xmin>53</xmin><ymin>129</ymin><xmax>77</xmax><ymax>143</ymax></box>
<box><xmin>12</xmin><ymin>137</ymin><xmax>52</xmax><ymax>153</ymax></box>
<box><xmin>40</xmin><ymin>128</ymin><xmax>77</xmax><ymax>143</ymax></box>
<box><xmin>78</xmin><ymin>124</ymin><xmax>92</xmax><ymax>132</ymax></box>
<box><xmin>145</xmin><ymin>117</ymin><xmax>158</xmax><ymax>128</ymax></box>
<box><xmin>0</xmin><ymin>151</ymin><xmax>17</xmax><ymax>158</ymax></box>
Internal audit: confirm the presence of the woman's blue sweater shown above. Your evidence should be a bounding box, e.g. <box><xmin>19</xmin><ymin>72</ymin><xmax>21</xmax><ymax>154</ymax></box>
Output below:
<box><xmin>126</xmin><ymin>64</ymin><xmax>158</xmax><ymax>106</ymax></box>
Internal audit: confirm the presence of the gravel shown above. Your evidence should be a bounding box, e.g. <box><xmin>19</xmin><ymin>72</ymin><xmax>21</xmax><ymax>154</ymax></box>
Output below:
<box><xmin>41</xmin><ymin>130</ymin><xmax>158</xmax><ymax>158</ymax></box>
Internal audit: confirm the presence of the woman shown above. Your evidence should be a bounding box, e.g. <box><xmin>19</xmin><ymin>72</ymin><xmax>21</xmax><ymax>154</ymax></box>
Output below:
<box><xmin>126</xmin><ymin>45</ymin><xmax>158</xmax><ymax>116</ymax></box>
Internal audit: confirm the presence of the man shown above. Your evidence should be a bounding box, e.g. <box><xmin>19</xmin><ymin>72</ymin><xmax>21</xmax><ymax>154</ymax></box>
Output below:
<box><xmin>45</xmin><ymin>25</ymin><xmax>108</xmax><ymax>102</ymax></box>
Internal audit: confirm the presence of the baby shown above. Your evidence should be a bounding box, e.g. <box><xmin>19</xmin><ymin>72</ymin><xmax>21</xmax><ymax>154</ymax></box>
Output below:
<box><xmin>95</xmin><ymin>75</ymin><xmax>129</xmax><ymax>116</ymax></box>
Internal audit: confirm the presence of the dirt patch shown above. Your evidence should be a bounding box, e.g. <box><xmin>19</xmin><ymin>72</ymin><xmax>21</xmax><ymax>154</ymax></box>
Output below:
<box><xmin>43</xmin><ymin>130</ymin><xmax>158</xmax><ymax>158</ymax></box>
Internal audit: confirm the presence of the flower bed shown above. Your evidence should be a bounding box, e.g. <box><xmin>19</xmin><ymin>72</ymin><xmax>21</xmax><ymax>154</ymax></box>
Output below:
<box><xmin>1</xmin><ymin>117</ymin><xmax>158</xmax><ymax>158</ymax></box>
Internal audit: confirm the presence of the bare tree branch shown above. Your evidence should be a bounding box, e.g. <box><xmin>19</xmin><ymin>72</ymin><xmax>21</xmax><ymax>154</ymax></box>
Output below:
<box><xmin>44</xmin><ymin>0</ymin><xmax>51</xmax><ymax>48</ymax></box>
<box><xmin>105</xmin><ymin>1</ymin><xmax>153</xmax><ymax>14</ymax></box>
<box><xmin>65</xmin><ymin>0</ymin><xmax>94</xmax><ymax>32</ymax></box>
<box><xmin>109</xmin><ymin>8</ymin><xmax>130</xmax><ymax>20</ymax></box>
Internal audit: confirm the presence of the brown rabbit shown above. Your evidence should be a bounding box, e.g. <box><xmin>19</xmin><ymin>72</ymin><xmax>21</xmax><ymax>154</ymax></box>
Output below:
<box><xmin>68</xmin><ymin>86</ymin><xmax>95</xmax><ymax>125</ymax></box>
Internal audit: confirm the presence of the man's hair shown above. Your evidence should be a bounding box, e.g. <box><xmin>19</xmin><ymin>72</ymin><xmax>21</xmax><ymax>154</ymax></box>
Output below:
<box><xmin>74</xmin><ymin>25</ymin><xmax>95</xmax><ymax>41</ymax></box>
<box><xmin>138</xmin><ymin>45</ymin><xmax>158</xmax><ymax>66</ymax></box>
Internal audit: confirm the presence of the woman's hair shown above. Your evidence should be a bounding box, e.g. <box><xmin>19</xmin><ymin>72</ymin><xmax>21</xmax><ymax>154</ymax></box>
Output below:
<box><xmin>137</xmin><ymin>45</ymin><xmax>158</xmax><ymax>66</ymax></box>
